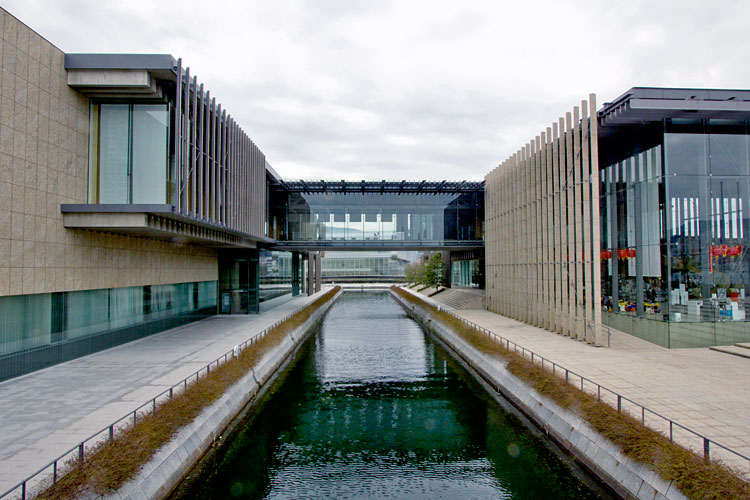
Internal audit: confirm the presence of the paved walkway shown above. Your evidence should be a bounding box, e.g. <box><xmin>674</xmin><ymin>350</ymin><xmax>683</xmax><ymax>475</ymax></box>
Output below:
<box><xmin>450</xmin><ymin>307</ymin><xmax>750</xmax><ymax>474</ymax></box>
<box><xmin>0</xmin><ymin>291</ymin><xmax>324</xmax><ymax>494</ymax></box>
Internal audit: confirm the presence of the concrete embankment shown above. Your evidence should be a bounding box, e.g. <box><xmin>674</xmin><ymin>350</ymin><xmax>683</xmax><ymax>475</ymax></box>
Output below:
<box><xmin>391</xmin><ymin>289</ymin><xmax>689</xmax><ymax>500</ymax></box>
<box><xmin>107</xmin><ymin>289</ymin><xmax>342</xmax><ymax>500</ymax></box>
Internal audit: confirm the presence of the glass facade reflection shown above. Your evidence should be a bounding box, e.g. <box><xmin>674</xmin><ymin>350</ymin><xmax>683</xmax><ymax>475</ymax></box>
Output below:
<box><xmin>260</xmin><ymin>249</ymin><xmax>297</xmax><ymax>303</ymax></box>
<box><xmin>321</xmin><ymin>251</ymin><xmax>412</xmax><ymax>279</ymax></box>
<box><xmin>0</xmin><ymin>281</ymin><xmax>217</xmax><ymax>381</ymax></box>
<box><xmin>600</xmin><ymin>119</ymin><xmax>750</xmax><ymax>347</ymax></box>
<box><xmin>451</xmin><ymin>259</ymin><xmax>483</xmax><ymax>288</ymax></box>
<box><xmin>219</xmin><ymin>249</ymin><xmax>304</xmax><ymax>315</ymax></box>
<box><xmin>269</xmin><ymin>186</ymin><xmax>483</xmax><ymax>247</ymax></box>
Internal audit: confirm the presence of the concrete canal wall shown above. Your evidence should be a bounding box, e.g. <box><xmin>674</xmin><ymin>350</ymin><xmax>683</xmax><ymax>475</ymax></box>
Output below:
<box><xmin>107</xmin><ymin>290</ymin><xmax>342</xmax><ymax>500</ymax></box>
<box><xmin>391</xmin><ymin>290</ymin><xmax>689</xmax><ymax>500</ymax></box>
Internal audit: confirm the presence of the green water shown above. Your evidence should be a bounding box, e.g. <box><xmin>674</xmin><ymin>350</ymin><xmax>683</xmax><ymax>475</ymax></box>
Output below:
<box><xmin>174</xmin><ymin>292</ymin><xmax>613</xmax><ymax>499</ymax></box>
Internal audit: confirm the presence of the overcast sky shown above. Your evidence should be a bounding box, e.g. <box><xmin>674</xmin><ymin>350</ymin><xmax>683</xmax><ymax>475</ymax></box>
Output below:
<box><xmin>4</xmin><ymin>0</ymin><xmax>750</xmax><ymax>181</ymax></box>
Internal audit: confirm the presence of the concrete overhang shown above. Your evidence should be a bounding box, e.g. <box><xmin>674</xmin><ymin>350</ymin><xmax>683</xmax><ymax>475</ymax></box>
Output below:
<box><xmin>61</xmin><ymin>204</ymin><xmax>276</xmax><ymax>249</ymax></box>
<box><xmin>64</xmin><ymin>53</ymin><xmax>178</xmax><ymax>99</ymax></box>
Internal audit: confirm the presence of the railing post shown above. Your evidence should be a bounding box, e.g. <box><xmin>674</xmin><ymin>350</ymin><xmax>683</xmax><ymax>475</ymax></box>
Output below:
<box><xmin>53</xmin><ymin>461</ymin><xmax>58</xmax><ymax>483</ymax></box>
<box><xmin>704</xmin><ymin>438</ymin><xmax>710</xmax><ymax>461</ymax></box>
<box><xmin>565</xmin><ymin>370</ymin><xmax>569</xmax><ymax>382</ymax></box>
<box><xmin>152</xmin><ymin>398</ymin><xmax>156</xmax><ymax>414</ymax></box>
<box><xmin>21</xmin><ymin>482</ymin><xmax>25</xmax><ymax>500</ymax></box>
<box><xmin>109</xmin><ymin>425</ymin><xmax>114</xmax><ymax>441</ymax></box>
<box><xmin>670</xmin><ymin>421</ymin><xmax>673</xmax><ymax>441</ymax></box>
<box><xmin>78</xmin><ymin>443</ymin><xmax>84</xmax><ymax>462</ymax></box>
<box><xmin>617</xmin><ymin>395</ymin><xmax>622</xmax><ymax>412</ymax></box>
<box><xmin>642</xmin><ymin>407</ymin><xmax>645</xmax><ymax>425</ymax></box>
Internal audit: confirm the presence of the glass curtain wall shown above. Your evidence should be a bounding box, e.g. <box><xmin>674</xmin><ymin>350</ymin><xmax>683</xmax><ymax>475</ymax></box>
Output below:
<box><xmin>451</xmin><ymin>259</ymin><xmax>483</xmax><ymax>288</ymax></box>
<box><xmin>274</xmin><ymin>191</ymin><xmax>483</xmax><ymax>244</ymax></box>
<box><xmin>321</xmin><ymin>251</ymin><xmax>410</xmax><ymax>278</ymax></box>
<box><xmin>259</xmin><ymin>250</ymin><xmax>294</xmax><ymax>303</ymax></box>
<box><xmin>90</xmin><ymin>103</ymin><xmax>169</xmax><ymax>204</ymax></box>
<box><xmin>601</xmin><ymin>119</ymin><xmax>750</xmax><ymax>347</ymax></box>
<box><xmin>664</xmin><ymin>120</ymin><xmax>750</xmax><ymax>346</ymax></box>
<box><xmin>0</xmin><ymin>281</ymin><xmax>217</xmax><ymax>380</ymax></box>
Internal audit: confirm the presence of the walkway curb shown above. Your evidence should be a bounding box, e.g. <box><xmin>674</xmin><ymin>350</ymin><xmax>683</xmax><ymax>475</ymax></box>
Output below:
<box><xmin>106</xmin><ymin>290</ymin><xmax>342</xmax><ymax>500</ymax></box>
<box><xmin>392</xmin><ymin>289</ymin><xmax>689</xmax><ymax>500</ymax></box>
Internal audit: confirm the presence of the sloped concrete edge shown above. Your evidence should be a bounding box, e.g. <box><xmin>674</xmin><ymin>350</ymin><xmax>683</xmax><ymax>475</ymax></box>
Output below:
<box><xmin>107</xmin><ymin>290</ymin><xmax>342</xmax><ymax>500</ymax></box>
<box><xmin>391</xmin><ymin>290</ymin><xmax>689</xmax><ymax>500</ymax></box>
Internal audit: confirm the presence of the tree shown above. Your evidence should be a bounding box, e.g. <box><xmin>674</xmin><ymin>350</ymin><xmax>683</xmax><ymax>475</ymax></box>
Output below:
<box><xmin>424</xmin><ymin>253</ymin><xmax>446</xmax><ymax>288</ymax></box>
<box><xmin>414</xmin><ymin>261</ymin><xmax>426</xmax><ymax>285</ymax></box>
<box><xmin>404</xmin><ymin>263</ymin><xmax>417</xmax><ymax>283</ymax></box>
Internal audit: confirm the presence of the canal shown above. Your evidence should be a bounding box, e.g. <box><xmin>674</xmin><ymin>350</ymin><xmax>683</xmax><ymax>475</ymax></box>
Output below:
<box><xmin>172</xmin><ymin>292</ymin><xmax>613</xmax><ymax>499</ymax></box>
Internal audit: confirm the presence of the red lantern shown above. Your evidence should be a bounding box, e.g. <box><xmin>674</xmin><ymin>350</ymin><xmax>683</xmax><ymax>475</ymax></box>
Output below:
<box><xmin>627</xmin><ymin>248</ymin><xmax>636</xmax><ymax>258</ymax></box>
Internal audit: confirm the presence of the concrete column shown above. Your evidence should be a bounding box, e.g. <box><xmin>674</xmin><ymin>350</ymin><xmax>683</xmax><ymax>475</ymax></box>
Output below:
<box><xmin>315</xmin><ymin>252</ymin><xmax>322</xmax><ymax>293</ymax></box>
<box><xmin>581</xmin><ymin>100</ymin><xmax>594</xmax><ymax>343</ymax></box>
<box><xmin>573</xmin><ymin>107</ymin><xmax>585</xmax><ymax>340</ymax></box>
<box><xmin>553</xmin><ymin>121</ymin><xmax>564</xmax><ymax>334</ymax></box>
<box><xmin>589</xmin><ymin>94</ymin><xmax>604</xmax><ymax>346</ymax></box>
<box><xmin>565</xmin><ymin>112</ymin><xmax>575</xmax><ymax>338</ymax></box>
<box><xmin>544</xmin><ymin>127</ymin><xmax>557</xmax><ymax>332</ymax></box>
<box><xmin>306</xmin><ymin>253</ymin><xmax>314</xmax><ymax>296</ymax></box>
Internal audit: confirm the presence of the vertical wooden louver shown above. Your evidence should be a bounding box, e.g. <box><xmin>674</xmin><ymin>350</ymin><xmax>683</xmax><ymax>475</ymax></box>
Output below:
<box><xmin>485</xmin><ymin>94</ymin><xmax>603</xmax><ymax>345</ymax></box>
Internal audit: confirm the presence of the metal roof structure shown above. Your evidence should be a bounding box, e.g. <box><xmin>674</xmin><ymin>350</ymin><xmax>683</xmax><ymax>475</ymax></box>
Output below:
<box><xmin>280</xmin><ymin>179</ymin><xmax>484</xmax><ymax>194</ymax></box>
<box><xmin>598</xmin><ymin>87</ymin><xmax>750</xmax><ymax>126</ymax></box>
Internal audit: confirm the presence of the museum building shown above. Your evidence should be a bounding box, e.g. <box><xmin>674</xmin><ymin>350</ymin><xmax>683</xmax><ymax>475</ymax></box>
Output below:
<box><xmin>485</xmin><ymin>88</ymin><xmax>750</xmax><ymax>348</ymax></box>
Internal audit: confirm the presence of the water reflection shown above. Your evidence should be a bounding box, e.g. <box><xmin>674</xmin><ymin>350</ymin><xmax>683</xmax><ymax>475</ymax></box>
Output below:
<box><xmin>175</xmin><ymin>293</ymin><xmax>611</xmax><ymax>499</ymax></box>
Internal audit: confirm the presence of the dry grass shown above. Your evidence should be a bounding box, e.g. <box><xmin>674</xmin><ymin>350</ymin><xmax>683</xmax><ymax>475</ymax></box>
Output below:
<box><xmin>34</xmin><ymin>287</ymin><xmax>340</xmax><ymax>500</ymax></box>
<box><xmin>391</xmin><ymin>286</ymin><xmax>750</xmax><ymax>500</ymax></box>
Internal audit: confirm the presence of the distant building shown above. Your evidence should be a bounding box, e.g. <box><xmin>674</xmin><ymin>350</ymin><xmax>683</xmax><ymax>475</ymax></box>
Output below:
<box><xmin>321</xmin><ymin>251</ymin><xmax>415</xmax><ymax>281</ymax></box>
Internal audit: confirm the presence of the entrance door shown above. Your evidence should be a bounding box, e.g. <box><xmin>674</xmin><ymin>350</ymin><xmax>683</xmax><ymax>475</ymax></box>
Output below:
<box><xmin>219</xmin><ymin>250</ymin><xmax>260</xmax><ymax>314</ymax></box>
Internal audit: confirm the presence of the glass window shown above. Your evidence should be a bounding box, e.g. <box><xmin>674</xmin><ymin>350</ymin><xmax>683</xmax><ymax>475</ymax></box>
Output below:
<box><xmin>98</xmin><ymin>104</ymin><xmax>130</xmax><ymax>203</ymax></box>
<box><xmin>132</xmin><ymin>105</ymin><xmax>169</xmax><ymax>203</ymax></box>
<box><xmin>92</xmin><ymin>103</ymin><xmax>169</xmax><ymax>204</ymax></box>
<box><xmin>665</xmin><ymin>133</ymin><xmax>707</xmax><ymax>176</ymax></box>
<box><xmin>708</xmin><ymin>134</ymin><xmax>748</xmax><ymax>176</ymax></box>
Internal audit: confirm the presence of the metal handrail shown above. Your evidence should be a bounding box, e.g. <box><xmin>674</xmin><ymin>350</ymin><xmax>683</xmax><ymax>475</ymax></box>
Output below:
<box><xmin>433</xmin><ymin>306</ymin><xmax>750</xmax><ymax>474</ymax></box>
<box><xmin>0</xmin><ymin>296</ymin><xmax>330</xmax><ymax>500</ymax></box>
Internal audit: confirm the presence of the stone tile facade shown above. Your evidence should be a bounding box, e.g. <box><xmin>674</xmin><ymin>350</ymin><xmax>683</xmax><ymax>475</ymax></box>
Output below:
<box><xmin>0</xmin><ymin>8</ymin><xmax>218</xmax><ymax>298</ymax></box>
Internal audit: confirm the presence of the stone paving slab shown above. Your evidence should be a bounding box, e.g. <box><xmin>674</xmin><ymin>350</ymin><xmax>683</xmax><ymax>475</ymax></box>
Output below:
<box><xmin>0</xmin><ymin>291</ymin><xmax>324</xmax><ymax>494</ymax></box>
<box><xmin>454</xmin><ymin>308</ymin><xmax>750</xmax><ymax>474</ymax></box>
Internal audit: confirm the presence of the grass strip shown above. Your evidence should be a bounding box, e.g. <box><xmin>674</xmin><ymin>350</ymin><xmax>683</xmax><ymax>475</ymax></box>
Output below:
<box><xmin>391</xmin><ymin>285</ymin><xmax>750</xmax><ymax>500</ymax></box>
<box><xmin>34</xmin><ymin>287</ymin><xmax>340</xmax><ymax>500</ymax></box>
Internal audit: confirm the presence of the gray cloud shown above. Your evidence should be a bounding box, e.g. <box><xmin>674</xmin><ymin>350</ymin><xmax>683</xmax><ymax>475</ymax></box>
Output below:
<box><xmin>6</xmin><ymin>0</ymin><xmax>750</xmax><ymax>181</ymax></box>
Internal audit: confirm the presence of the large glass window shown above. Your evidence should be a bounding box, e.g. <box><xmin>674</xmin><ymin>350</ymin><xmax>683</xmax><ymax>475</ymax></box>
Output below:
<box><xmin>271</xmin><ymin>191</ymin><xmax>483</xmax><ymax>244</ymax></box>
<box><xmin>90</xmin><ymin>103</ymin><xmax>169</xmax><ymax>204</ymax></box>
<box><xmin>98</xmin><ymin>104</ymin><xmax>130</xmax><ymax>203</ymax></box>
<box><xmin>0</xmin><ymin>281</ymin><xmax>217</xmax><ymax>379</ymax></box>
<box><xmin>132</xmin><ymin>105</ymin><xmax>169</xmax><ymax>203</ymax></box>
